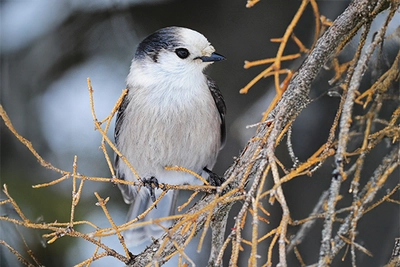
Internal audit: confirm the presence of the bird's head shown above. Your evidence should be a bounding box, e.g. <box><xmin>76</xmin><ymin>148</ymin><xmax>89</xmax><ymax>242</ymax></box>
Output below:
<box><xmin>132</xmin><ymin>27</ymin><xmax>225</xmax><ymax>78</ymax></box>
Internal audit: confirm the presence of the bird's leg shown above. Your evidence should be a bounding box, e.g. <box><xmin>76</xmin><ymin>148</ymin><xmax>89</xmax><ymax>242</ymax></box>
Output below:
<box><xmin>141</xmin><ymin>176</ymin><xmax>159</xmax><ymax>203</ymax></box>
<box><xmin>203</xmin><ymin>167</ymin><xmax>225</xmax><ymax>186</ymax></box>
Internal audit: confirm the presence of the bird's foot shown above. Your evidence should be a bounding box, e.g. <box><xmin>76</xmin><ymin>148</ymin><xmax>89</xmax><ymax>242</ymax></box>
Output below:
<box><xmin>141</xmin><ymin>176</ymin><xmax>159</xmax><ymax>203</ymax></box>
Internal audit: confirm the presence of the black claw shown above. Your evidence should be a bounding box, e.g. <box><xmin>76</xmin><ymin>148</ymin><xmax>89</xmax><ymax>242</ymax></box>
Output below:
<box><xmin>203</xmin><ymin>167</ymin><xmax>225</xmax><ymax>187</ymax></box>
<box><xmin>142</xmin><ymin>176</ymin><xmax>159</xmax><ymax>203</ymax></box>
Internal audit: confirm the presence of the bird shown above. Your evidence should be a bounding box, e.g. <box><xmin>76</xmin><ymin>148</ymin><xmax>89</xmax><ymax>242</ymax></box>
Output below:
<box><xmin>114</xmin><ymin>26</ymin><xmax>226</xmax><ymax>245</ymax></box>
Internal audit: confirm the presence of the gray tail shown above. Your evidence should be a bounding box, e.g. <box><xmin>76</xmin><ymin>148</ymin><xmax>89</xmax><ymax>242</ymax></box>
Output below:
<box><xmin>123</xmin><ymin>189</ymin><xmax>178</xmax><ymax>246</ymax></box>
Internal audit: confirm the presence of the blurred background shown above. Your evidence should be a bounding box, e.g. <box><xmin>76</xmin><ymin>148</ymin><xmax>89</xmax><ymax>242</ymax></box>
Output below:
<box><xmin>1</xmin><ymin>0</ymin><xmax>398</xmax><ymax>266</ymax></box>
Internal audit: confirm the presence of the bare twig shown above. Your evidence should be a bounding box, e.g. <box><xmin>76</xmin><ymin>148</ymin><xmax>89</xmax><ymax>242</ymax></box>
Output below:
<box><xmin>1</xmin><ymin>0</ymin><xmax>398</xmax><ymax>266</ymax></box>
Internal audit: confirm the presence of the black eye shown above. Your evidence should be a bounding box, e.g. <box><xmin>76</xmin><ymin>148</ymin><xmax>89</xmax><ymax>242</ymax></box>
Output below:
<box><xmin>175</xmin><ymin>48</ymin><xmax>190</xmax><ymax>59</ymax></box>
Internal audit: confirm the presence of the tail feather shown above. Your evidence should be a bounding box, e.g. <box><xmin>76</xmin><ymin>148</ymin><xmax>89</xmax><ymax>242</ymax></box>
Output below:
<box><xmin>123</xmin><ymin>189</ymin><xmax>178</xmax><ymax>246</ymax></box>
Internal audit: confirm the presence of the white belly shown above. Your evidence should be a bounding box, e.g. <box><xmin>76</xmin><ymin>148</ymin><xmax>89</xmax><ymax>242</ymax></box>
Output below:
<box><xmin>117</xmin><ymin>82</ymin><xmax>221</xmax><ymax>186</ymax></box>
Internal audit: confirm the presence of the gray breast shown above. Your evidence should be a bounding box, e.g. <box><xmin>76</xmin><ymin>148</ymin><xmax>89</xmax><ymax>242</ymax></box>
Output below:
<box><xmin>118</xmin><ymin>84</ymin><xmax>221</xmax><ymax>180</ymax></box>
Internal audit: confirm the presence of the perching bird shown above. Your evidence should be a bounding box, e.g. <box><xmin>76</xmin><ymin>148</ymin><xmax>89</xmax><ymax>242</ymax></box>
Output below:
<box><xmin>114</xmin><ymin>26</ymin><xmax>226</xmax><ymax>245</ymax></box>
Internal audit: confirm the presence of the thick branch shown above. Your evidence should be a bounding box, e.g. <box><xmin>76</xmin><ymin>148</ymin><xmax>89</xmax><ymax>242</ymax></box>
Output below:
<box><xmin>125</xmin><ymin>0</ymin><xmax>386</xmax><ymax>266</ymax></box>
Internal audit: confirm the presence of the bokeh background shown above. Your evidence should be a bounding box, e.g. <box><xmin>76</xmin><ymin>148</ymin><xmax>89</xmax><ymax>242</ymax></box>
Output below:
<box><xmin>1</xmin><ymin>0</ymin><xmax>398</xmax><ymax>266</ymax></box>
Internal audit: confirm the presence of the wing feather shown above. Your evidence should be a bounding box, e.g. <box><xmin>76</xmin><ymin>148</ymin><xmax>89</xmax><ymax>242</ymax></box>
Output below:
<box><xmin>206</xmin><ymin>77</ymin><xmax>226</xmax><ymax>148</ymax></box>
<box><xmin>114</xmin><ymin>92</ymin><xmax>134</xmax><ymax>203</ymax></box>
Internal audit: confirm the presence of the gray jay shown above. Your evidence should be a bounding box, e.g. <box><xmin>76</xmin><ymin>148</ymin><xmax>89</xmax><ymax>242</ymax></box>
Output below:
<box><xmin>114</xmin><ymin>26</ymin><xmax>226</xmax><ymax>245</ymax></box>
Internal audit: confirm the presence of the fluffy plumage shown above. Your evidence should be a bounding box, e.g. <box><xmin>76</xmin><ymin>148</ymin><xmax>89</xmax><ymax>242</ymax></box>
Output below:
<box><xmin>114</xmin><ymin>26</ymin><xmax>226</xmax><ymax>245</ymax></box>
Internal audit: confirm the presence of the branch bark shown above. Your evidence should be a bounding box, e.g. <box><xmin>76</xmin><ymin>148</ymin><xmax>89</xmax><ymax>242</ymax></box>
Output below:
<box><xmin>125</xmin><ymin>0</ymin><xmax>394</xmax><ymax>266</ymax></box>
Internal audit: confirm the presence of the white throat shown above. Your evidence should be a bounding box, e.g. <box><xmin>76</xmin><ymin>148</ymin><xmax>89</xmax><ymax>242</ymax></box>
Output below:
<box><xmin>127</xmin><ymin>59</ymin><xmax>208</xmax><ymax>95</ymax></box>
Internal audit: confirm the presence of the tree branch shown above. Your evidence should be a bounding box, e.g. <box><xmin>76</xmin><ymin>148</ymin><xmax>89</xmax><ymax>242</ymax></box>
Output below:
<box><xmin>125</xmin><ymin>0</ymin><xmax>387</xmax><ymax>266</ymax></box>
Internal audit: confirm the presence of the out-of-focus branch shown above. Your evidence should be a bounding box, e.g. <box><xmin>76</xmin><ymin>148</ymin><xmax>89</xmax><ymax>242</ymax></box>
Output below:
<box><xmin>125</xmin><ymin>0</ymin><xmax>389</xmax><ymax>266</ymax></box>
<box><xmin>1</xmin><ymin>0</ymin><xmax>398</xmax><ymax>266</ymax></box>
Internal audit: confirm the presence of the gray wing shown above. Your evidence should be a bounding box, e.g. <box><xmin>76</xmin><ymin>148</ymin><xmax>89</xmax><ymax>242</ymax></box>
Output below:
<box><xmin>114</xmin><ymin>91</ymin><xmax>129</xmax><ymax>145</ymax></box>
<box><xmin>114</xmin><ymin>91</ymin><xmax>134</xmax><ymax>203</ymax></box>
<box><xmin>207</xmin><ymin>76</ymin><xmax>226</xmax><ymax>149</ymax></box>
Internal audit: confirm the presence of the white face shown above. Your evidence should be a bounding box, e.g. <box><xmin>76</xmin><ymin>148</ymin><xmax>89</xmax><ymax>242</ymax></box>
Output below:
<box><xmin>154</xmin><ymin>28</ymin><xmax>216</xmax><ymax>75</ymax></box>
<box><xmin>127</xmin><ymin>27</ymin><xmax>221</xmax><ymax>88</ymax></box>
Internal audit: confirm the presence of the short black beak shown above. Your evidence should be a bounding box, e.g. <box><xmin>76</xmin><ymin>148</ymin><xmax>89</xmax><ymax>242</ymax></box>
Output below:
<box><xmin>201</xmin><ymin>52</ymin><xmax>226</xmax><ymax>62</ymax></box>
